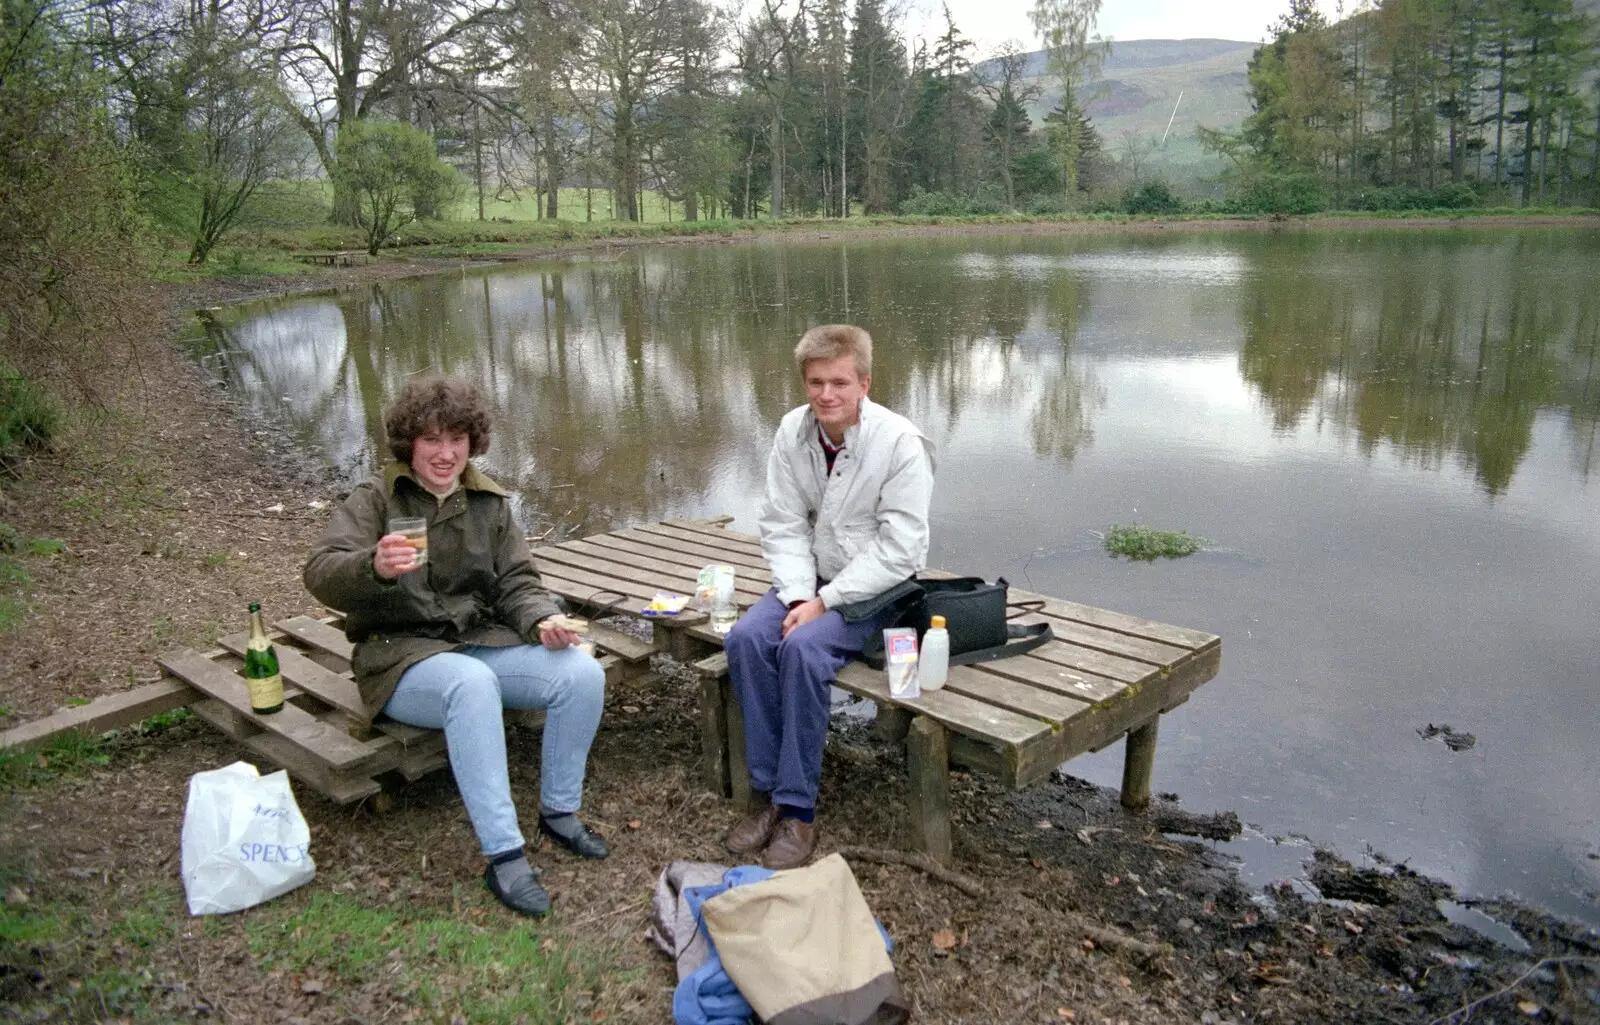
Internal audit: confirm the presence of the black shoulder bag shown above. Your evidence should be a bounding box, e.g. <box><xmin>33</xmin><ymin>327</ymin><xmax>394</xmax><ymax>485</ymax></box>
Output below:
<box><xmin>847</xmin><ymin>575</ymin><xmax>1054</xmax><ymax>669</ymax></box>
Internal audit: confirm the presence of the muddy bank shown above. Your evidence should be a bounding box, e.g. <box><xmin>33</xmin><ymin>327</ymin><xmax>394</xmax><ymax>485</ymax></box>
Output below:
<box><xmin>1</xmin><ymin>250</ymin><xmax>1598</xmax><ymax>1024</ymax></box>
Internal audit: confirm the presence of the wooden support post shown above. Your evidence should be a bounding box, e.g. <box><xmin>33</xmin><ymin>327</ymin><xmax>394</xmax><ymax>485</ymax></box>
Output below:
<box><xmin>699</xmin><ymin>672</ymin><xmax>730</xmax><ymax>797</ymax></box>
<box><xmin>724</xmin><ymin>679</ymin><xmax>751</xmax><ymax>808</ymax></box>
<box><xmin>906</xmin><ymin>717</ymin><xmax>952</xmax><ymax>864</ymax></box>
<box><xmin>1120</xmin><ymin>717</ymin><xmax>1160</xmax><ymax>810</ymax></box>
<box><xmin>875</xmin><ymin>704</ymin><xmax>913</xmax><ymax>745</ymax></box>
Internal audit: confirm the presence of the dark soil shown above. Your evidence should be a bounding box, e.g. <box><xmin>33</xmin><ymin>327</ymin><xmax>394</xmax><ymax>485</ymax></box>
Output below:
<box><xmin>2</xmin><ymin>248</ymin><xmax>1598</xmax><ymax>1025</ymax></box>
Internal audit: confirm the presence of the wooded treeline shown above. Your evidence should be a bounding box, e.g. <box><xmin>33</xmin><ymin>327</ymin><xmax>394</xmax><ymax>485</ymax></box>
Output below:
<box><xmin>3</xmin><ymin>0</ymin><xmax>1128</xmax><ymax>252</ymax></box>
<box><xmin>1207</xmin><ymin>0</ymin><xmax>1600</xmax><ymax>209</ymax></box>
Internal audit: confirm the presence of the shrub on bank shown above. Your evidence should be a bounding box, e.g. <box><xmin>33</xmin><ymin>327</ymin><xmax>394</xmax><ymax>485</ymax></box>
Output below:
<box><xmin>1225</xmin><ymin>173</ymin><xmax>1330</xmax><ymax>215</ymax></box>
<box><xmin>1347</xmin><ymin>183</ymin><xmax>1479</xmax><ymax>211</ymax></box>
<box><xmin>0</xmin><ymin>365</ymin><xmax>58</xmax><ymax>471</ymax></box>
<box><xmin>1122</xmin><ymin>181</ymin><xmax>1186</xmax><ymax>215</ymax></box>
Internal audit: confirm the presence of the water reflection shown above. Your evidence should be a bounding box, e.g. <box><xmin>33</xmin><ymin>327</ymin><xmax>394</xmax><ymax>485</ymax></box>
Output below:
<box><xmin>1236</xmin><ymin>231</ymin><xmax>1599</xmax><ymax>495</ymax></box>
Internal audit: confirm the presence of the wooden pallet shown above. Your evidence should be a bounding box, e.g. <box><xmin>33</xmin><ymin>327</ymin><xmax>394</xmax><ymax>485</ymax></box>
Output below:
<box><xmin>3</xmin><ymin>613</ymin><xmax>660</xmax><ymax>807</ymax></box>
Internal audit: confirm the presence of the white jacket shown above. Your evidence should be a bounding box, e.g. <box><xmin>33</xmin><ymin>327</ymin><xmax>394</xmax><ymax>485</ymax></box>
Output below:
<box><xmin>758</xmin><ymin>396</ymin><xmax>935</xmax><ymax>609</ymax></box>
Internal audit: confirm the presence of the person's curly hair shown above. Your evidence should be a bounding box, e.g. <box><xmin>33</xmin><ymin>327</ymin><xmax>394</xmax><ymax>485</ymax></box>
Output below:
<box><xmin>384</xmin><ymin>377</ymin><xmax>493</xmax><ymax>464</ymax></box>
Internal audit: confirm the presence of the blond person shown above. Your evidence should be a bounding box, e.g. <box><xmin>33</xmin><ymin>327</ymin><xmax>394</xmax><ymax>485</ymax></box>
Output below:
<box><xmin>723</xmin><ymin>326</ymin><xmax>935</xmax><ymax>869</ymax></box>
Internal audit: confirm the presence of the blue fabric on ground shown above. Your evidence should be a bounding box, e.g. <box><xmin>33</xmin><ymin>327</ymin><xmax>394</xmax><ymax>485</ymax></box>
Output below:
<box><xmin>672</xmin><ymin>865</ymin><xmax>775</xmax><ymax>1025</ymax></box>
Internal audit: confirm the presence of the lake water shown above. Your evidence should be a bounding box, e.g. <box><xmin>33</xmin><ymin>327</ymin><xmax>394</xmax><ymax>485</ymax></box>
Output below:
<box><xmin>187</xmin><ymin>227</ymin><xmax>1600</xmax><ymax>926</ymax></box>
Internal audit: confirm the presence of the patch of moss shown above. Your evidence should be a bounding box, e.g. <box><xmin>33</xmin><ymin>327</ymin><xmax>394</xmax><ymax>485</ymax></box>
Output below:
<box><xmin>1103</xmin><ymin>524</ymin><xmax>1205</xmax><ymax>561</ymax></box>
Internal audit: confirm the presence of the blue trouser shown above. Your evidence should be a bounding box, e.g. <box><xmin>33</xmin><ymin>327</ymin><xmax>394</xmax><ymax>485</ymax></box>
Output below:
<box><xmin>382</xmin><ymin>643</ymin><xmax>606</xmax><ymax>857</ymax></box>
<box><xmin>724</xmin><ymin>589</ymin><xmax>894</xmax><ymax>810</ymax></box>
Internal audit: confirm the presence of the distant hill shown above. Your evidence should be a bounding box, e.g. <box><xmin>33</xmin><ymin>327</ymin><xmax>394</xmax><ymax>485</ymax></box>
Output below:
<box><xmin>992</xmin><ymin>38</ymin><xmax>1261</xmax><ymax>175</ymax></box>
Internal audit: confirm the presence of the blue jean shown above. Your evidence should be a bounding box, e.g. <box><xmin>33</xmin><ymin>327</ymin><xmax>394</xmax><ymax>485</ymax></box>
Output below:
<box><xmin>724</xmin><ymin>589</ymin><xmax>895</xmax><ymax>810</ymax></box>
<box><xmin>382</xmin><ymin>643</ymin><xmax>606</xmax><ymax>857</ymax></box>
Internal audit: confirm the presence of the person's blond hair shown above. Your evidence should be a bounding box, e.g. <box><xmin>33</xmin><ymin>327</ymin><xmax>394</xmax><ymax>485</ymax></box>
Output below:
<box><xmin>793</xmin><ymin>324</ymin><xmax>872</xmax><ymax>379</ymax></box>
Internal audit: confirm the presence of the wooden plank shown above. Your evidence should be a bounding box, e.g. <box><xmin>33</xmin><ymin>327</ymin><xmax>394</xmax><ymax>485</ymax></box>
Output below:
<box><xmin>188</xmin><ymin>699</ymin><xmax>380</xmax><ymax>805</ymax></box>
<box><xmin>942</xmin><ymin>665</ymin><xmax>1089</xmax><ymax>725</ymax></box>
<box><xmin>948</xmin><ymin>735</ymin><xmax>1008</xmax><ymax>778</ymax></box>
<box><xmin>275</xmin><ymin>616</ymin><xmax>355</xmax><ymax>663</ymax></box>
<box><xmin>219</xmin><ymin>632</ymin><xmax>367</xmax><ymax>721</ymax></box>
<box><xmin>535</xmin><ymin>564</ymin><xmax>720</xmax><ymax>624</ymax></box>
<box><xmin>531</xmin><ymin>560</ymin><xmax>676</xmax><ymax>605</ymax></box>
<box><xmin>699</xmin><ymin>672</ymin><xmax>730</xmax><ymax>797</ymax></box>
<box><xmin>373</xmin><ymin>719</ymin><xmax>436</xmax><ymax>746</ymax></box>
<box><xmin>158</xmin><ymin>648</ymin><xmax>379</xmax><ymax>772</ymax></box>
<box><xmin>0</xmin><ymin>679</ymin><xmax>196</xmax><ymax>751</ymax></box>
<box><xmin>834</xmin><ymin>662</ymin><xmax>1053</xmax><ymax>787</ymax></box>
<box><xmin>397</xmin><ymin>745</ymin><xmax>450</xmax><ymax>782</ymax></box>
<box><xmin>1045</xmin><ymin>644</ymin><xmax>1222</xmax><ymax>787</ymax></box>
<box><xmin>538</xmin><ymin>544</ymin><xmax>767</xmax><ymax>602</ymax></box>
<box><xmin>1009</xmin><ymin>587</ymin><xmax>1220</xmax><ymax>652</ymax></box>
<box><xmin>1027</xmin><ymin>638</ymin><xmax>1158</xmax><ymax>685</ymax></box>
<box><xmin>906</xmin><ymin>718</ymin><xmax>952</xmax><ymax>864</ymax></box>
<box><xmin>1120</xmin><ymin>717</ymin><xmax>1159</xmax><ymax>810</ymax></box>
<box><xmin>606</xmin><ymin>527</ymin><xmax>769</xmax><ymax>574</ymax></box>
<box><xmin>627</xmin><ymin>524</ymin><xmax>769</xmax><ymax>571</ymax></box>
<box><xmin>660</xmin><ymin>518</ymin><xmax>763</xmax><ymax>548</ymax></box>
<box><xmin>553</xmin><ymin>538</ymin><xmax>769</xmax><ymax>600</ymax></box>
<box><xmin>1034</xmin><ymin>615</ymin><xmax>1194</xmax><ymax>668</ymax></box>
<box><xmin>583</xmin><ymin>533</ymin><xmax>774</xmax><ymax>584</ymax></box>
<box><xmin>978</xmin><ymin>654</ymin><xmax>1127</xmax><ymax>705</ymax></box>
<box><xmin>585</xmin><ymin>622</ymin><xmax>656</xmax><ymax>663</ymax></box>
<box><xmin>724</xmin><ymin>677</ymin><xmax>750</xmax><ymax>808</ymax></box>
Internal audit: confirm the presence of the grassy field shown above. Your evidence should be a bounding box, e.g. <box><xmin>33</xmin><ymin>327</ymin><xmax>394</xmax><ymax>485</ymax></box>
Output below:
<box><xmin>155</xmin><ymin>181</ymin><xmax>1600</xmax><ymax>282</ymax></box>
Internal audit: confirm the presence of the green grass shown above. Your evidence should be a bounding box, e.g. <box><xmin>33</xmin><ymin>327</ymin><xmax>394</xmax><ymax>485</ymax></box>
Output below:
<box><xmin>0</xmin><ymin>882</ymin><xmax>193</xmax><ymax>1022</ymax></box>
<box><xmin>0</xmin><ymin>363</ymin><xmax>59</xmax><ymax>468</ymax></box>
<box><xmin>1103</xmin><ymin>524</ymin><xmax>1205</xmax><ymax>561</ymax></box>
<box><xmin>0</xmin><ymin>731</ymin><xmax>112</xmax><ymax>789</ymax></box>
<box><xmin>1</xmin><ymin>879</ymin><xmax>620</xmax><ymax>1023</ymax></box>
<box><xmin>153</xmin><ymin>182</ymin><xmax>1600</xmax><ymax>281</ymax></box>
<box><xmin>248</xmin><ymin>891</ymin><xmax>615</xmax><ymax>1022</ymax></box>
<box><xmin>0</xmin><ymin>709</ymin><xmax>193</xmax><ymax>790</ymax></box>
<box><xmin>0</xmin><ymin>523</ymin><xmax>65</xmax><ymax>633</ymax></box>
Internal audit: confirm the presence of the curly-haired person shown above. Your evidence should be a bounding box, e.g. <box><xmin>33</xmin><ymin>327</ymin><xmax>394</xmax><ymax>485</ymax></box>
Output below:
<box><xmin>304</xmin><ymin>376</ymin><xmax>607</xmax><ymax>917</ymax></box>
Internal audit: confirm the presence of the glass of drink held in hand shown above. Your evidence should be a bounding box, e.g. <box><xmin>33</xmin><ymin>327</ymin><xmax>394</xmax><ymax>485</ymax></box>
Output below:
<box><xmin>387</xmin><ymin>517</ymin><xmax>429</xmax><ymax>570</ymax></box>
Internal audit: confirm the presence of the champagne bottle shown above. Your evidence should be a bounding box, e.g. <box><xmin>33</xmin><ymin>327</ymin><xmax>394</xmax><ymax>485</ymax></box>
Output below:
<box><xmin>245</xmin><ymin>602</ymin><xmax>284</xmax><ymax>715</ymax></box>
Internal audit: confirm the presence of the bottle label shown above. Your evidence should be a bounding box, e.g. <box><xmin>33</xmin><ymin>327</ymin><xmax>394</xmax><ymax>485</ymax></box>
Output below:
<box><xmin>247</xmin><ymin>673</ymin><xmax>283</xmax><ymax>711</ymax></box>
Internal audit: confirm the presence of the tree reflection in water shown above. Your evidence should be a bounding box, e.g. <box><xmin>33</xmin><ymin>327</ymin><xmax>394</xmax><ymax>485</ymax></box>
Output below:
<box><xmin>186</xmin><ymin>229</ymin><xmax>1598</xmax><ymax>530</ymax></box>
<box><xmin>1236</xmin><ymin>231</ymin><xmax>1597</xmax><ymax>496</ymax></box>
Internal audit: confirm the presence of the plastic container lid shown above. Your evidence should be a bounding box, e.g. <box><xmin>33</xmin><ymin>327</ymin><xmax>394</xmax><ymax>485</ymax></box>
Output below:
<box><xmin>930</xmin><ymin>615</ymin><xmax>946</xmax><ymax>629</ymax></box>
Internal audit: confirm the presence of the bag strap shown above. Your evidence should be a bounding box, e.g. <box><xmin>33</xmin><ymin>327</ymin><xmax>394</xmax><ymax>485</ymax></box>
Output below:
<box><xmin>859</xmin><ymin>621</ymin><xmax>1055</xmax><ymax>670</ymax></box>
<box><xmin>1006</xmin><ymin>599</ymin><xmax>1045</xmax><ymax>620</ymax></box>
<box><xmin>949</xmin><ymin>621</ymin><xmax>1054</xmax><ymax>666</ymax></box>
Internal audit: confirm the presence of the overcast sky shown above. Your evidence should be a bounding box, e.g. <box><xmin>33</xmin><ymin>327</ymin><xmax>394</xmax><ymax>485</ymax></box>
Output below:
<box><xmin>902</xmin><ymin>0</ymin><xmax>1340</xmax><ymax>55</ymax></box>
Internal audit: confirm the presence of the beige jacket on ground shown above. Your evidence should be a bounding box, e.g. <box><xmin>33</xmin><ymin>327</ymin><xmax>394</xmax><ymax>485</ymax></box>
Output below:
<box><xmin>701</xmin><ymin>853</ymin><xmax>909</xmax><ymax>1025</ymax></box>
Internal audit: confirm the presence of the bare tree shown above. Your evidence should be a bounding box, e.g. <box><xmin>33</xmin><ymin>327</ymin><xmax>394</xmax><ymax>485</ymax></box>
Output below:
<box><xmin>738</xmin><ymin>0</ymin><xmax>807</xmax><ymax>218</ymax></box>
<box><xmin>975</xmin><ymin>40</ymin><xmax>1039</xmax><ymax>210</ymax></box>
<box><xmin>1028</xmin><ymin>0</ymin><xmax>1108</xmax><ymax>198</ymax></box>
<box><xmin>274</xmin><ymin>0</ymin><xmax>511</xmax><ymax>223</ymax></box>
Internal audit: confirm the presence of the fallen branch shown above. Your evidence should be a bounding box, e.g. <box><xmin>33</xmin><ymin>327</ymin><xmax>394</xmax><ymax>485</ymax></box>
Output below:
<box><xmin>1062</xmin><ymin>911</ymin><xmax>1174</xmax><ymax>964</ymax></box>
<box><xmin>1426</xmin><ymin>957</ymin><xmax>1600</xmax><ymax>1025</ymax></box>
<box><xmin>837</xmin><ymin>847</ymin><xmax>987</xmax><ymax>899</ymax></box>
<box><xmin>1148</xmin><ymin>807</ymin><xmax>1242</xmax><ymax>841</ymax></box>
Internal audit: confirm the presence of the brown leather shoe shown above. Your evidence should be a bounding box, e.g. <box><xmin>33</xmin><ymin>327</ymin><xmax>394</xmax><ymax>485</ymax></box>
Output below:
<box><xmin>724</xmin><ymin>804</ymin><xmax>782</xmax><ymax>856</ymax></box>
<box><xmin>761</xmin><ymin>816</ymin><xmax>819</xmax><ymax>870</ymax></box>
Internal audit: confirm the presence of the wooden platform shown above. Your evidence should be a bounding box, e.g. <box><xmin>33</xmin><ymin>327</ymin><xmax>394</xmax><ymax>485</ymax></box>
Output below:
<box><xmin>530</xmin><ymin>518</ymin><xmax>1222</xmax><ymax>862</ymax></box>
<box><xmin>290</xmin><ymin>250</ymin><xmax>369</xmax><ymax>267</ymax></box>
<box><xmin>3</xmin><ymin>516</ymin><xmax>1220</xmax><ymax>846</ymax></box>
<box><xmin>0</xmin><ymin>611</ymin><xmax>658</xmax><ymax>806</ymax></box>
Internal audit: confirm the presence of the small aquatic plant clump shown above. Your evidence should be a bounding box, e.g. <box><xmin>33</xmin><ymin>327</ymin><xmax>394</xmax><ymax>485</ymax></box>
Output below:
<box><xmin>1103</xmin><ymin>524</ymin><xmax>1205</xmax><ymax>561</ymax></box>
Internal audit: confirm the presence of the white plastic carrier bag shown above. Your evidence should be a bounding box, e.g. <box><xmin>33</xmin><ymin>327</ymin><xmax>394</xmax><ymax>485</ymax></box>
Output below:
<box><xmin>180</xmin><ymin>760</ymin><xmax>316</xmax><ymax>916</ymax></box>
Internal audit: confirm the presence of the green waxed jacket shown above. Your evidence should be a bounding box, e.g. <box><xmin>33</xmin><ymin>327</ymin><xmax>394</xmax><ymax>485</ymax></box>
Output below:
<box><xmin>303</xmin><ymin>463</ymin><xmax>562</xmax><ymax>716</ymax></box>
